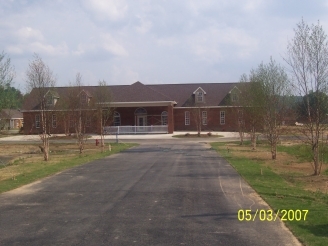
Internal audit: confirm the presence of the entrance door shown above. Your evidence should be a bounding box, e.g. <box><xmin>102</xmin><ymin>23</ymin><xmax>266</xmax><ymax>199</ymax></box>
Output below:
<box><xmin>137</xmin><ymin>115</ymin><xmax>147</xmax><ymax>132</ymax></box>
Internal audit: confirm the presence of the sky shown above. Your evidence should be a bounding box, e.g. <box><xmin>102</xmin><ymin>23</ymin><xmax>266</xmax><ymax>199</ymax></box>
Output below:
<box><xmin>1</xmin><ymin>0</ymin><xmax>328</xmax><ymax>93</ymax></box>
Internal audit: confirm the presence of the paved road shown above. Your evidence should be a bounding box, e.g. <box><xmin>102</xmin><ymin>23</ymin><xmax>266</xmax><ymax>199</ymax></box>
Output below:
<box><xmin>0</xmin><ymin>141</ymin><xmax>300</xmax><ymax>246</ymax></box>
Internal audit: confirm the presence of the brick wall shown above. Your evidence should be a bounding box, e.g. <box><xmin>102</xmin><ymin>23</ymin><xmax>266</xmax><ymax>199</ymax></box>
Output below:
<box><xmin>173</xmin><ymin>107</ymin><xmax>243</xmax><ymax>132</ymax></box>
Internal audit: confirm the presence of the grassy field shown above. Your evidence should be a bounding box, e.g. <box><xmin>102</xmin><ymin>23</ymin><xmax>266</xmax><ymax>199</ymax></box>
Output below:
<box><xmin>211</xmin><ymin>141</ymin><xmax>328</xmax><ymax>246</ymax></box>
<box><xmin>0</xmin><ymin>142</ymin><xmax>137</xmax><ymax>194</ymax></box>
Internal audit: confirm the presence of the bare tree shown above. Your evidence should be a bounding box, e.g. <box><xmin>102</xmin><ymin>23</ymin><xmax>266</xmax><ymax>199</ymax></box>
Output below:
<box><xmin>284</xmin><ymin>19</ymin><xmax>328</xmax><ymax>175</ymax></box>
<box><xmin>239</xmin><ymin>74</ymin><xmax>265</xmax><ymax>150</ymax></box>
<box><xmin>94</xmin><ymin>80</ymin><xmax>113</xmax><ymax>151</ymax></box>
<box><xmin>65</xmin><ymin>73</ymin><xmax>93</xmax><ymax>154</ymax></box>
<box><xmin>249</xmin><ymin>58</ymin><xmax>291</xmax><ymax>159</ymax></box>
<box><xmin>26</xmin><ymin>54</ymin><xmax>56</xmax><ymax>161</ymax></box>
<box><xmin>191</xmin><ymin>105</ymin><xmax>202</xmax><ymax>136</ymax></box>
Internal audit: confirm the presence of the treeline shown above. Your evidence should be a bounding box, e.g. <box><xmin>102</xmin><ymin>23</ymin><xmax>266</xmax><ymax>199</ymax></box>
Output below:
<box><xmin>0</xmin><ymin>52</ymin><xmax>24</xmax><ymax>111</ymax></box>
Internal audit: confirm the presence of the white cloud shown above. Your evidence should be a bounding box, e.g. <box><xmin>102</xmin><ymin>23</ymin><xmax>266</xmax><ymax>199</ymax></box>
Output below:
<box><xmin>15</xmin><ymin>26</ymin><xmax>44</xmax><ymax>41</ymax></box>
<box><xmin>82</xmin><ymin>0</ymin><xmax>128</xmax><ymax>21</ymax></box>
<box><xmin>135</xmin><ymin>16</ymin><xmax>152</xmax><ymax>34</ymax></box>
<box><xmin>242</xmin><ymin>0</ymin><xmax>266</xmax><ymax>12</ymax></box>
<box><xmin>7</xmin><ymin>42</ymin><xmax>68</xmax><ymax>56</ymax></box>
<box><xmin>110</xmin><ymin>65</ymin><xmax>139</xmax><ymax>83</ymax></box>
<box><xmin>187</xmin><ymin>27</ymin><xmax>258</xmax><ymax>63</ymax></box>
<box><xmin>73</xmin><ymin>34</ymin><xmax>128</xmax><ymax>58</ymax></box>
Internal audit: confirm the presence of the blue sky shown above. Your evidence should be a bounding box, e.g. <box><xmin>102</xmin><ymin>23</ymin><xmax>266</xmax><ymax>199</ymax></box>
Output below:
<box><xmin>1</xmin><ymin>0</ymin><xmax>328</xmax><ymax>92</ymax></box>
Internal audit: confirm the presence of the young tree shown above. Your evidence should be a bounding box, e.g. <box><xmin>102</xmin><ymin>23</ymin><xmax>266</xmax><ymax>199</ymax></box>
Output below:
<box><xmin>250</xmin><ymin>58</ymin><xmax>291</xmax><ymax>159</ymax></box>
<box><xmin>239</xmin><ymin>74</ymin><xmax>265</xmax><ymax>150</ymax></box>
<box><xmin>284</xmin><ymin>19</ymin><xmax>328</xmax><ymax>175</ymax></box>
<box><xmin>65</xmin><ymin>73</ymin><xmax>93</xmax><ymax>154</ymax></box>
<box><xmin>191</xmin><ymin>106</ymin><xmax>202</xmax><ymax>137</ymax></box>
<box><xmin>26</xmin><ymin>54</ymin><xmax>56</xmax><ymax>161</ymax></box>
<box><xmin>94</xmin><ymin>80</ymin><xmax>113</xmax><ymax>151</ymax></box>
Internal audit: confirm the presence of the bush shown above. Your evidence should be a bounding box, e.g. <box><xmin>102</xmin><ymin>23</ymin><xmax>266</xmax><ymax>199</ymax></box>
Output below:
<box><xmin>207</xmin><ymin>132</ymin><xmax>212</xmax><ymax>136</ymax></box>
<box><xmin>185</xmin><ymin>133</ymin><xmax>190</xmax><ymax>136</ymax></box>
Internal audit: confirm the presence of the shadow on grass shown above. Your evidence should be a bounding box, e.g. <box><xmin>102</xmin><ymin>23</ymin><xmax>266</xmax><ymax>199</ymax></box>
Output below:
<box><xmin>299</xmin><ymin>224</ymin><xmax>328</xmax><ymax>237</ymax></box>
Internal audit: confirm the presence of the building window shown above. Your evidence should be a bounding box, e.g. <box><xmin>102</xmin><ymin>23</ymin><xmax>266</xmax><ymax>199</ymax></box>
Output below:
<box><xmin>69</xmin><ymin>115</ymin><xmax>74</xmax><ymax>128</ymax></box>
<box><xmin>237</xmin><ymin>110</ymin><xmax>243</xmax><ymax>125</ymax></box>
<box><xmin>185</xmin><ymin>111</ymin><xmax>190</xmax><ymax>125</ymax></box>
<box><xmin>161</xmin><ymin>111</ymin><xmax>168</xmax><ymax>125</ymax></box>
<box><xmin>85</xmin><ymin>117</ymin><xmax>91</xmax><ymax>127</ymax></box>
<box><xmin>231</xmin><ymin>93</ymin><xmax>239</xmax><ymax>102</ymax></box>
<box><xmin>134</xmin><ymin>108</ymin><xmax>147</xmax><ymax>115</ymax></box>
<box><xmin>35</xmin><ymin>115</ymin><xmax>40</xmax><ymax>128</ymax></box>
<box><xmin>52</xmin><ymin>114</ymin><xmax>57</xmax><ymax>128</ymax></box>
<box><xmin>202</xmin><ymin>111</ymin><xmax>207</xmax><ymax>125</ymax></box>
<box><xmin>80</xmin><ymin>93</ymin><xmax>87</xmax><ymax>105</ymax></box>
<box><xmin>220</xmin><ymin>111</ymin><xmax>225</xmax><ymax>125</ymax></box>
<box><xmin>114</xmin><ymin>111</ymin><xmax>121</xmax><ymax>126</ymax></box>
<box><xmin>46</xmin><ymin>95</ymin><xmax>53</xmax><ymax>105</ymax></box>
<box><xmin>196</xmin><ymin>91</ymin><xmax>203</xmax><ymax>102</ymax></box>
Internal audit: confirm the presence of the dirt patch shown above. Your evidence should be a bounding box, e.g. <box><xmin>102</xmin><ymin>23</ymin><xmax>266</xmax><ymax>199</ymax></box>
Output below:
<box><xmin>225</xmin><ymin>143</ymin><xmax>328</xmax><ymax>193</ymax></box>
<box><xmin>0</xmin><ymin>142</ymin><xmax>105</xmax><ymax>181</ymax></box>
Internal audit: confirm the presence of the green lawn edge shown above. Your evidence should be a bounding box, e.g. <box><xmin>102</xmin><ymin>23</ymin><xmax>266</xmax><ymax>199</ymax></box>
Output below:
<box><xmin>0</xmin><ymin>143</ymin><xmax>137</xmax><ymax>194</ymax></box>
<box><xmin>211</xmin><ymin>142</ymin><xmax>328</xmax><ymax>246</ymax></box>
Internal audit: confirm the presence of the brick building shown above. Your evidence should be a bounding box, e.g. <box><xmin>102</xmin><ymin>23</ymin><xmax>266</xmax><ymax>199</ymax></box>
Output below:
<box><xmin>22</xmin><ymin>81</ymin><xmax>244</xmax><ymax>134</ymax></box>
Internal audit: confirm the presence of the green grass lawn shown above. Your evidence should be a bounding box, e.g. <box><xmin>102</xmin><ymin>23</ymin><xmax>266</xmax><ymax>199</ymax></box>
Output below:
<box><xmin>211</xmin><ymin>142</ymin><xmax>328</xmax><ymax>246</ymax></box>
<box><xmin>0</xmin><ymin>143</ymin><xmax>137</xmax><ymax>194</ymax></box>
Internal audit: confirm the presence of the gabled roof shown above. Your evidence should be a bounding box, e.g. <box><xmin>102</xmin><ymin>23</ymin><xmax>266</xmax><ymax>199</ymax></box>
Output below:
<box><xmin>148</xmin><ymin>83</ymin><xmax>238</xmax><ymax>107</ymax></box>
<box><xmin>109</xmin><ymin>81</ymin><xmax>173</xmax><ymax>102</ymax></box>
<box><xmin>0</xmin><ymin>109</ymin><xmax>23</xmax><ymax>119</ymax></box>
<box><xmin>45</xmin><ymin>89</ymin><xmax>60</xmax><ymax>98</ymax></box>
<box><xmin>22</xmin><ymin>81</ymin><xmax>240</xmax><ymax>111</ymax></box>
<box><xmin>193</xmin><ymin>87</ymin><xmax>207</xmax><ymax>95</ymax></box>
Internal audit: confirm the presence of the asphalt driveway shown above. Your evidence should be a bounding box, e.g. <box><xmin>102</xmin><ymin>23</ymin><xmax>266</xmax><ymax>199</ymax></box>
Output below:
<box><xmin>0</xmin><ymin>141</ymin><xmax>300</xmax><ymax>245</ymax></box>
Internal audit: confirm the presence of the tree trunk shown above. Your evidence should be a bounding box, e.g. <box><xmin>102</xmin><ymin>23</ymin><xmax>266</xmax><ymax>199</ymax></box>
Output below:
<box><xmin>271</xmin><ymin>142</ymin><xmax>277</xmax><ymax>160</ymax></box>
<box><xmin>312</xmin><ymin>142</ymin><xmax>319</xmax><ymax>175</ymax></box>
<box><xmin>239</xmin><ymin>129</ymin><xmax>244</xmax><ymax>145</ymax></box>
<box><xmin>251</xmin><ymin>127</ymin><xmax>256</xmax><ymax>150</ymax></box>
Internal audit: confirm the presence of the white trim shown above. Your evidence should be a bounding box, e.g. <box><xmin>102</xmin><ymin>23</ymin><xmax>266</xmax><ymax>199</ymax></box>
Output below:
<box><xmin>202</xmin><ymin>111</ymin><xmax>207</xmax><ymax>125</ymax></box>
<box><xmin>185</xmin><ymin>111</ymin><xmax>190</xmax><ymax>125</ymax></box>
<box><xmin>220</xmin><ymin>111</ymin><xmax>225</xmax><ymax>125</ymax></box>
<box><xmin>174</xmin><ymin>106</ymin><xmax>243</xmax><ymax>109</ymax></box>
<box><xmin>228</xmin><ymin>86</ymin><xmax>241</xmax><ymax>94</ymax></box>
<box><xmin>192</xmin><ymin>87</ymin><xmax>207</xmax><ymax>95</ymax></box>
<box><xmin>98</xmin><ymin>101</ymin><xmax>177</xmax><ymax>107</ymax></box>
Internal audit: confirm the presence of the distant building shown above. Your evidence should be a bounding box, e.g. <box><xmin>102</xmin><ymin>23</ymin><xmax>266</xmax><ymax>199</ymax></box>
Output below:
<box><xmin>21</xmin><ymin>81</ymin><xmax>246</xmax><ymax>134</ymax></box>
<box><xmin>0</xmin><ymin>109</ymin><xmax>23</xmax><ymax>130</ymax></box>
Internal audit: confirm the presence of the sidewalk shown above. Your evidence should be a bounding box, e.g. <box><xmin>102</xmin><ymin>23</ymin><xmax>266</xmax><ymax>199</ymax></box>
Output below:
<box><xmin>0</xmin><ymin>131</ymin><xmax>241</xmax><ymax>141</ymax></box>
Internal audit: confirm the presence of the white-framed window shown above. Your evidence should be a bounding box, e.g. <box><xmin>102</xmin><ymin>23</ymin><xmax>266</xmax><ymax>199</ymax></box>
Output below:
<box><xmin>231</xmin><ymin>93</ymin><xmax>239</xmax><ymax>102</ymax></box>
<box><xmin>35</xmin><ymin>115</ymin><xmax>40</xmax><ymax>128</ymax></box>
<box><xmin>220</xmin><ymin>111</ymin><xmax>225</xmax><ymax>125</ymax></box>
<box><xmin>69</xmin><ymin>115</ymin><xmax>74</xmax><ymax>128</ymax></box>
<box><xmin>202</xmin><ymin>111</ymin><xmax>207</xmax><ymax>125</ymax></box>
<box><xmin>85</xmin><ymin>117</ymin><xmax>91</xmax><ymax>127</ymax></box>
<box><xmin>114</xmin><ymin>111</ymin><xmax>121</xmax><ymax>126</ymax></box>
<box><xmin>161</xmin><ymin>111</ymin><xmax>168</xmax><ymax>125</ymax></box>
<box><xmin>80</xmin><ymin>93</ymin><xmax>87</xmax><ymax>105</ymax></box>
<box><xmin>185</xmin><ymin>111</ymin><xmax>190</xmax><ymax>125</ymax></box>
<box><xmin>237</xmin><ymin>110</ymin><xmax>243</xmax><ymax>125</ymax></box>
<box><xmin>52</xmin><ymin>114</ymin><xmax>57</xmax><ymax>128</ymax></box>
<box><xmin>196</xmin><ymin>91</ymin><xmax>203</xmax><ymax>102</ymax></box>
<box><xmin>46</xmin><ymin>95</ymin><xmax>53</xmax><ymax>105</ymax></box>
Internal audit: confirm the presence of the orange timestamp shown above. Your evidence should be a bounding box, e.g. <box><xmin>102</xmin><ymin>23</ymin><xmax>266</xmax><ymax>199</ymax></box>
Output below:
<box><xmin>238</xmin><ymin>209</ymin><xmax>308</xmax><ymax>222</ymax></box>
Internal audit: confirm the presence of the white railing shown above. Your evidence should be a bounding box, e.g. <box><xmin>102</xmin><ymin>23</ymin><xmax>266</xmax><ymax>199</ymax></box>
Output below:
<box><xmin>103</xmin><ymin>125</ymin><xmax>168</xmax><ymax>134</ymax></box>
